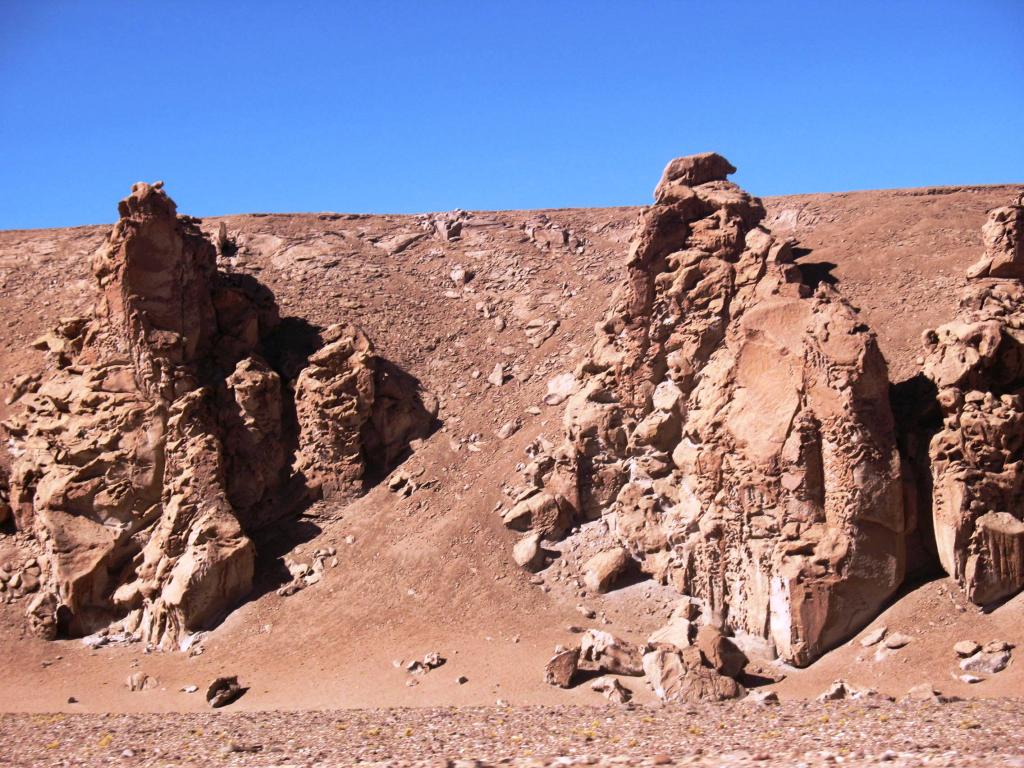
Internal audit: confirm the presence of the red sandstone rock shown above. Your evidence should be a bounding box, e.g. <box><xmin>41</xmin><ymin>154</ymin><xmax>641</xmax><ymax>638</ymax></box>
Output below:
<box><xmin>513</xmin><ymin>154</ymin><xmax>906</xmax><ymax>666</ymax></box>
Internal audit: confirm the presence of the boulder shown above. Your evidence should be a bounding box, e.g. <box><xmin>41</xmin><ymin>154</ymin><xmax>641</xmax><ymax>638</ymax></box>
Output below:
<box><xmin>126</xmin><ymin>672</ymin><xmax>156</xmax><ymax>692</ymax></box>
<box><xmin>647</xmin><ymin>616</ymin><xmax>694</xmax><ymax>651</ymax></box>
<box><xmin>883</xmin><ymin>632</ymin><xmax>913</xmax><ymax>650</ymax></box>
<box><xmin>590</xmin><ymin>676</ymin><xmax>632</xmax><ymax>703</ymax></box>
<box><xmin>695</xmin><ymin>625</ymin><xmax>748</xmax><ymax>679</ymax></box>
<box><xmin>501</xmin><ymin>491</ymin><xmax>573</xmax><ymax>539</ymax></box>
<box><xmin>655</xmin><ymin>152</ymin><xmax>737</xmax><ymax>197</ymax></box>
<box><xmin>959</xmin><ymin>649</ymin><xmax>1011</xmax><ymax>674</ymax></box>
<box><xmin>293</xmin><ymin>323</ymin><xmax>376</xmax><ymax>500</ymax></box>
<box><xmin>954</xmin><ymin>640</ymin><xmax>981</xmax><ymax>658</ymax></box>
<box><xmin>582</xmin><ymin>547</ymin><xmax>631</xmax><ymax>593</ymax></box>
<box><xmin>579</xmin><ymin>629</ymin><xmax>644</xmax><ymax>676</ymax></box>
<box><xmin>860</xmin><ymin>627</ymin><xmax>887</xmax><ymax>647</ymax></box>
<box><xmin>512</xmin><ymin>531</ymin><xmax>545</xmax><ymax>571</ymax></box>
<box><xmin>544</xmin><ymin>647</ymin><xmax>580</xmax><ymax>688</ymax></box>
<box><xmin>207</xmin><ymin>676</ymin><xmax>245</xmax><ymax>708</ymax></box>
<box><xmin>642</xmin><ymin>647</ymin><xmax>744</xmax><ymax>703</ymax></box>
<box><xmin>904</xmin><ymin>683</ymin><xmax>950</xmax><ymax>703</ymax></box>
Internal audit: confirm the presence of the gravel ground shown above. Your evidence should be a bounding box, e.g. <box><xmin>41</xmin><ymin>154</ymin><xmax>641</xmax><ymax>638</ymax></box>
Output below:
<box><xmin>3</xmin><ymin>701</ymin><xmax>1024</xmax><ymax>768</ymax></box>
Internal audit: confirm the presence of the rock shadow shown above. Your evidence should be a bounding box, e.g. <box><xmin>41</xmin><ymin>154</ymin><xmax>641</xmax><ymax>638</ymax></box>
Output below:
<box><xmin>362</xmin><ymin>359</ymin><xmax>441</xmax><ymax>488</ymax></box>
<box><xmin>890</xmin><ymin>373</ymin><xmax>944</xmax><ymax>580</ymax></box>
<box><xmin>247</xmin><ymin>516</ymin><xmax>324</xmax><ymax>601</ymax></box>
<box><xmin>792</xmin><ymin>247</ymin><xmax>839</xmax><ymax>289</ymax></box>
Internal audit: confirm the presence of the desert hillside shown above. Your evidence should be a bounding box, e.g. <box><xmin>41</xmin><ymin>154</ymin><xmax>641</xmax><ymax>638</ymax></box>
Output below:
<box><xmin>0</xmin><ymin>180</ymin><xmax>1021</xmax><ymax>716</ymax></box>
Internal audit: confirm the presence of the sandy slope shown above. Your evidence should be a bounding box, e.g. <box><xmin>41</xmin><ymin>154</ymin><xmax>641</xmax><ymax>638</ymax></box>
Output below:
<box><xmin>0</xmin><ymin>183</ymin><xmax>1021</xmax><ymax>713</ymax></box>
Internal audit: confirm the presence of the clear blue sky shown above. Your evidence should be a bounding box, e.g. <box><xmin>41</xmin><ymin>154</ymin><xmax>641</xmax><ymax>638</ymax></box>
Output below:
<box><xmin>1</xmin><ymin>1</ymin><xmax>1022</xmax><ymax>229</ymax></box>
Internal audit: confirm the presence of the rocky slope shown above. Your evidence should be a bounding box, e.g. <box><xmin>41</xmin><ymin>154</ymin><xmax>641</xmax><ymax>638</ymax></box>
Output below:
<box><xmin>0</xmin><ymin>171</ymin><xmax>1021</xmax><ymax>713</ymax></box>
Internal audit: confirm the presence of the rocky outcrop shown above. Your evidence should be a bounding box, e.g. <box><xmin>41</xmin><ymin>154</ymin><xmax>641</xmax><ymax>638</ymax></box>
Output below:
<box><xmin>3</xmin><ymin>182</ymin><xmax>434</xmax><ymax>646</ymax></box>
<box><xmin>293</xmin><ymin>323</ymin><xmax>376</xmax><ymax>499</ymax></box>
<box><xmin>923</xmin><ymin>198</ymin><xmax>1024</xmax><ymax>605</ymax></box>
<box><xmin>967</xmin><ymin>195</ymin><xmax>1024</xmax><ymax>279</ymax></box>
<box><xmin>511</xmin><ymin>154</ymin><xmax>905</xmax><ymax>666</ymax></box>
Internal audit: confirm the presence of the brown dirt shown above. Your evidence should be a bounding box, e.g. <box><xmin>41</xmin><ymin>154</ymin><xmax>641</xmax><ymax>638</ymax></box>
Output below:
<box><xmin>1</xmin><ymin>184</ymin><xmax>1022</xmax><ymax>717</ymax></box>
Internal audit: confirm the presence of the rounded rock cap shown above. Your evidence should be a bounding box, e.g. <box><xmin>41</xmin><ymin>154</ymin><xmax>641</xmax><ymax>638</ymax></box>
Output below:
<box><xmin>657</xmin><ymin>152</ymin><xmax>736</xmax><ymax>192</ymax></box>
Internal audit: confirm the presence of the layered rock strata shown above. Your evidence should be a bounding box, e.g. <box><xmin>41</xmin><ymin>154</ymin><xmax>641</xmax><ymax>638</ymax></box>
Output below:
<box><xmin>4</xmin><ymin>182</ymin><xmax>433</xmax><ymax>645</ymax></box>
<box><xmin>510</xmin><ymin>154</ymin><xmax>906</xmax><ymax>666</ymax></box>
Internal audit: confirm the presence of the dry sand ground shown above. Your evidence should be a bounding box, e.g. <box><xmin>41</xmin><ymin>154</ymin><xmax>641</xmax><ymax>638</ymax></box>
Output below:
<box><xmin>1</xmin><ymin>184</ymin><xmax>1023</xmax><ymax>765</ymax></box>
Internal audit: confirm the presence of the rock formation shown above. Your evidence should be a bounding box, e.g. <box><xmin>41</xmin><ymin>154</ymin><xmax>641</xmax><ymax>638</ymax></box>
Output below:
<box><xmin>967</xmin><ymin>195</ymin><xmax>1024</xmax><ymax>279</ymax></box>
<box><xmin>3</xmin><ymin>182</ymin><xmax>434</xmax><ymax>646</ymax></box>
<box><xmin>293</xmin><ymin>323</ymin><xmax>377</xmax><ymax>499</ymax></box>
<box><xmin>510</xmin><ymin>153</ymin><xmax>906</xmax><ymax>666</ymax></box>
<box><xmin>923</xmin><ymin>196</ymin><xmax>1024</xmax><ymax>605</ymax></box>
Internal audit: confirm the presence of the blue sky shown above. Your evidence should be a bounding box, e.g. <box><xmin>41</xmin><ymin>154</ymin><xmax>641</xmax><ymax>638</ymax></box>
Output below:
<box><xmin>1</xmin><ymin>1</ymin><xmax>1022</xmax><ymax>229</ymax></box>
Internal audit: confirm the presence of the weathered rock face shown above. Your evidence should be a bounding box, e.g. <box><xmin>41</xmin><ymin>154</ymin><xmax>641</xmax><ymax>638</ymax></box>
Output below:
<box><xmin>4</xmin><ymin>182</ymin><xmax>434</xmax><ymax>646</ymax></box>
<box><xmin>923</xmin><ymin>203</ymin><xmax>1024</xmax><ymax>605</ymax></box>
<box><xmin>292</xmin><ymin>324</ymin><xmax>438</xmax><ymax>500</ymax></box>
<box><xmin>111</xmin><ymin>390</ymin><xmax>255</xmax><ymax>647</ymax></box>
<box><xmin>293</xmin><ymin>323</ymin><xmax>377</xmax><ymax>500</ymax></box>
<box><xmin>90</xmin><ymin>183</ymin><xmax>220</xmax><ymax>402</ymax></box>
<box><xmin>515</xmin><ymin>154</ymin><xmax>905</xmax><ymax>666</ymax></box>
<box><xmin>967</xmin><ymin>196</ymin><xmax>1024</xmax><ymax>279</ymax></box>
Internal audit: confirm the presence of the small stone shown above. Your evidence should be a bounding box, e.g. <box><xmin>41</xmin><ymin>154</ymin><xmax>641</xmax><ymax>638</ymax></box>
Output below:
<box><xmin>954</xmin><ymin>640</ymin><xmax>981</xmax><ymax>657</ymax></box>
<box><xmin>744</xmin><ymin>689</ymin><xmax>779</xmax><ymax>705</ymax></box>
<box><xmin>422</xmin><ymin>651</ymin><xmax>445</xmax><ymax>669</ymax></box>
<box><xmin>860</xmin><ymin>626</ymin><xmax>887</xmax><ymax>647</ymax></box>
<box><xmin>884</xmin><ymin>632</ymin><xmax>913</xmax><ymax>649</ymax></box>
<box><xmin>225</xmin><ymin>742</ymin><xmax>261</xmax><ymax>754</ymax></box>
<box><xmin>496</xmin><ymin>419</ymin><xmax>521</xmax><ymax>439</ymax></box>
